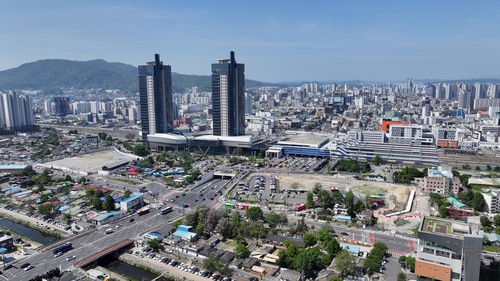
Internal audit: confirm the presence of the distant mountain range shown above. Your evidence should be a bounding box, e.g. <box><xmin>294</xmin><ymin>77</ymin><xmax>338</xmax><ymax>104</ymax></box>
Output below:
<box><xmin>0</xmin><ymin>59</ymin><xmax>274</xmax><ymax>93</ymax></box>
<box><xmin>1</xmin><ymin>59</ymin><xmax>500</xmax><ymax>93</ymax></box>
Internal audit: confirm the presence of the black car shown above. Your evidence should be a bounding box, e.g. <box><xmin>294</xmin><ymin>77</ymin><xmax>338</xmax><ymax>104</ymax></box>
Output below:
<box><xmin>130</xmin><ymin>218</ymin><xmax>135</xmax><ymax>222</ymax></box>
<box><xmin>341</xmin><ymin>232</ymin><xmax>349</xmax><ymax>236</ymax></box>
<box><xmin>20</xmin><ymin>263</ymin><xmax>30</xmax><ymax>269</ymax></box>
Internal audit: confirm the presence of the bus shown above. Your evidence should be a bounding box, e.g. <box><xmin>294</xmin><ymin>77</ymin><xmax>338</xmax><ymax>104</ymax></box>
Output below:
<box><xmin>224</xmin><ymin>203</ymin><xmax>235</xmax><ymax>209</ymax></box>
<box><xmin>238</xmin><ymin>203</ymin><xmax>249</xmax><ymax>210</ymax></box>
<box><xmin>53</xmin><ymin>242</ymin><xmax>72</xmax><ymax>255</ymax></box>
<box><xmin>136</xmin><ymin>208</ymin><xmax>150</xmax><ymax>216</ymax></box>
<box><xmin>295</xmin><ymin>204</ymin><xmax>306</xmax><ymax>212</ymax></box>
<box><xmin>160</xmin><ymin>207</ymin><xmax>173</xmax><ymax>215</ymax></box>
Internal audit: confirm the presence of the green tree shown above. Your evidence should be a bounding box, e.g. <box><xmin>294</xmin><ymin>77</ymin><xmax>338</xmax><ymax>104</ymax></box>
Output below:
<box><xmin>90</xmin><ymin>197</ymin><xmax>103</xmax><ymax>210</ymax></box>
<box><xmin>316</xmin><ymin>228</ymin><xmax>331</xmax><ymax>243</ymax></box>
<box><xmin>493</xmin><ymin>215</ymin><xmax>500</xmax><ymax>228</ymax></box>
<box><xmin>495</xmin><ymin>166</ymin><xmax>500</xmax><ymax>172</ymax></box>
<box><xmin>397</xmin><ymin>272</ymin><xmax>407</xmax><ymax>281</ymax></box>
<box><xmin>438</xmin><ymin>202</ymin><xmax>450</xmax><ymax>218</ymax></box>
<box><xmin>335</xmin><ymin>249</ymin><xmax>356</xmax><ymax>275</ymax></box>
<box><xmin>345</xmin><ymin>191</ymin><xmax>354</xmax><ymax>208</ymax></box>
<box><xmin>123</xmin><ymin>189</ymin><xmax>132</xmax><ymax>199</ymax></box>
<box><xmin>325</xmin><ymin>238</ymin><xmax>342</xmax><ymax>257</ymax></box>
<box><xmin>317</xmin><ymin>190</ymin><xmax>333</xmax><ymax>210</ymax></box>
<box><xmin>306</xmin><ymin>192</ymin><xmax>315</xmax><ymax>209</ymax></box>
<box><xmin>203</xmin><ymin>253</ymin><xmax>221</xmax><ymax>272</ymax></box>
<box><xmin>39</xmin><ymin>194</ymin><xmax>49</xmax><ymax>203</ymax></box>
<box><xmin>245</xmin><ymin>206</ymin><xmax>264</xmax><ymax>221</ymax></box>
<box><xmin>481</xmin><ymin>216</ymin><xmax>492</xmax><ymax>227</ymax></box>
<box><xmin>234</xmin><ymin>234</ymin><xmax>247</xmax><ymax>245</ymax></box>
<box><xmin>64</xmin><ymin>175</ymin><xmax>73</xmax><ymax>182</ymax></box>
<box><xmin>133</xmin><ymin>144</ymin><xmax>149</xmax><ymax>157</ymax></box>
<box><xmin>313</xmin><ymin>183</ymin><xmax>322</xmax><ymax>194</ymax></box>
<box><xmin>235</xmin><ymin>243</ymin><xmax>250</xmax><ymax>259</ymax></box>
<box><xmin>147</xmin><ymin>238</ymin><xmax>164</xmax><ymax>252</ymax></box>
<box><xmin>372</xmin><ymin>155</ymin><xmax>383</xmax><ymax>166</ymax></box>
<box><xmin>190</xmin><ymin>168</ymin><xmax>201</xmax><ymax>181</ymax></box>
<box><xmin>303</xmin><ymin>233</ymin><xmax>317</xmax><ymax>247</ymax></box>
<box><xmin>295</xmin><ymin>217</ymin><xmax>310</xmax><ymax>236</ymax></box>
<box><xmin>78</xmin><ymin>176</ymin><xmax>86</xmax><ymax>184</ymax></box>
<box><xmin>196</xmin><ymin>222</ymin><xmax>204</xmax><ymax>237</ymax></box>
<box><xmin>329</xmin><ymin>277</ymin><xmax>343</xmax><ymax>281</ymax></box>
<box><xmin>295</xmin><ymin>248</ymin><xmax>321</xmax><ymax>275</ymax></box>
<box><xmin>38</xmin><ymin>204</ymin><xmax>53</xmax><ymax>215</ymax></box>
<box><xmin>216</xmin><ymin>217</ymin><xmax>235</xmax><ymax>238</ymax></box>
<box><xmin>85</xmin><ymin>187</ymin><xmax>95</xmax><ymax>197</ymax></box>
<box><xmin>103</xmin><ymin>195</ymin><xmax>115</xmax><ymax>211</ymax></box>
<box><xmin>265</xmin><ymin>212</ymin><xmax>282</xmax><ymax>228</ymax></box>
<box><xmin>98</xmin><ymin>132</ymin><xmax>107</xmax><ymax>141</ymax></box>
<box><xmin>471</xmin><ymin>192</ymin><xmax>486</xmax><ymax>211</ymax></box>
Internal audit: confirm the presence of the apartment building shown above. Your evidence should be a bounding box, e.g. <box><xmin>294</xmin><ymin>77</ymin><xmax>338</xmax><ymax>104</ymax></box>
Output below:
<box><xmin>482</xmin><ymin>191</ymin><xmax>500</xmax><ymax>213</ymax></box>
<box><xmin>422</xmin><ymin>166</ymin><xmax>463</xmax><ymax>194</ymax></box>
<box><xmin>416</xmin><ymin>216</ymin><xmax>482</xmax><ymax>281</ymax></box>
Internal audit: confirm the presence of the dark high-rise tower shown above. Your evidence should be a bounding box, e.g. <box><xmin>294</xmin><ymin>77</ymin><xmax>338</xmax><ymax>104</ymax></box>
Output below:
<box><xmin>211</xmin><ymin>51</ymin><xmax>245</xmax><ymax>136</ymax></box>
<box><xmin>139</xmin><ymin>54</ymin><xmax>173</xmax><ymax>148</ymax></box>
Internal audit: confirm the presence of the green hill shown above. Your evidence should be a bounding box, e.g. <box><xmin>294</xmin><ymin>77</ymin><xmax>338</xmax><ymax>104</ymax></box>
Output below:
<box><xmin>0</xmin><ymin>59</ymin><xmax>275</xmax><ymax>93</ymax></box>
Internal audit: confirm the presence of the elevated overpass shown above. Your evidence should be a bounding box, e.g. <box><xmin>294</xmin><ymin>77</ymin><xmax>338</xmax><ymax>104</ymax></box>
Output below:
<box><xmin>73</xmin><ymin>238</ymin><xmax>134</xmax><ymax>268</ymax></box>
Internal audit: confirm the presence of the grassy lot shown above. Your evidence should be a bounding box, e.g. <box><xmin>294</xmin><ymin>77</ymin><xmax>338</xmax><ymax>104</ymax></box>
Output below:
<box><xmin>483</xmin><ymin>245</ymin><xmax>500</xmax><ymax>252</ymax></box>
<box><xmin>216</xmin><ymin>239</ymin><xmax>237</xmax><ymax>252</ymax></box>
<box><xmin>354</xmin><ymin>184</ymin><xmax>386</xmax><ymax>196</ymax></box>
<box><xmin>470</xmin><ymin>184</ymin><xmax>492</xmax><ymax>192</ymax></box>
<box><xmin>111</xmin><ymin>178</ymin><xmax>143</xmax><ymax>185</ymax></box>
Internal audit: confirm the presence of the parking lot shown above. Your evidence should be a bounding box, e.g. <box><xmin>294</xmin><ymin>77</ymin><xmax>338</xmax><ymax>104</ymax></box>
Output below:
<box><xmin>282</xmin><ymin>157</ymin><xmax>330</xmax><ymax>173</ymax></box>
<box><xmin>230</xmin><ymin>174</ymin><xmax>309</xmax><ymax>209</ymax></box>
<box><xmin>129</xmin><ymin>245</ymin><xmax>236</xmax><ymax>281</ymax></box>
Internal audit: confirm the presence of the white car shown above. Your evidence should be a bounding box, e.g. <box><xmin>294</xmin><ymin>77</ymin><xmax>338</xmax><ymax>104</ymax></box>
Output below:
<box><xmin>166</xmin><ymin>249</ymin><xmax>173</xmax><ymax>253</ymax></box>
<box><xmin>66</xmin><ymin>256</ymin><xmax>76</xmax><ymax>261</ymax></box>
<box><xmin>54</xmin><ymin>252</ymin><xmax>63</xmax><ymax>258</ymax></box>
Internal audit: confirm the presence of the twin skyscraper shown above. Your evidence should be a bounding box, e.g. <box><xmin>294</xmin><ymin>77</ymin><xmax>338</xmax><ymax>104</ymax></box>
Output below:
<box><xmin>139</xmin><ymin>51</ymin><xmax>245</xmax><ymax>149</ymax></box>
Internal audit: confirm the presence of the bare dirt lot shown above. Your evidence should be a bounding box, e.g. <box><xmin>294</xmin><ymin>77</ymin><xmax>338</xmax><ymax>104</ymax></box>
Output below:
<box><xmin>43</xmin><ymin>149</ymin><xmax>135</xmax><ymax>173</ymax></box>
<box><xmin>275</xmin><ymin>173</ymin><xmax>412</xmax><ymax>205</ymax></box>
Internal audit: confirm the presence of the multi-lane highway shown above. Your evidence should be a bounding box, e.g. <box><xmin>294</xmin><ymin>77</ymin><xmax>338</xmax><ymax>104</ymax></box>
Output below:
<box><xmin>6</xmin><ymin>209</ymin><xmax>177</xmax><ymax>280</ymax></box>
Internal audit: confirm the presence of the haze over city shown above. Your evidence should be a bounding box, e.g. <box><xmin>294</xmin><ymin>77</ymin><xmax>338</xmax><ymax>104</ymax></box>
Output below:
<box><xmin>2</xmin><ymin>1</ymin><xmax>500</xmax><ymax>83</ymax></box>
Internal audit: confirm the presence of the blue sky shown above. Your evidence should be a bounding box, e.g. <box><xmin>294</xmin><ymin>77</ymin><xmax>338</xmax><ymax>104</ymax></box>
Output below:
<box><xmin>1</xmin><ymin>1</ymin><xmax>500</xmax><ymax>83</ymax></box>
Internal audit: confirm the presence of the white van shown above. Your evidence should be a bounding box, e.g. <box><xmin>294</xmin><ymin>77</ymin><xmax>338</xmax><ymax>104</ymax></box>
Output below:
<box><xmin>105</xmin><ymin>228</ymin><xmax>114</xmax><ymax>235</ymax></box>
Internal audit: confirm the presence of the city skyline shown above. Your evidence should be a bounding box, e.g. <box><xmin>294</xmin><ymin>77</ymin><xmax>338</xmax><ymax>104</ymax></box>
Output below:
<box><xmin>2</xmin><ymin>1</ymin><xmax>500</xmax><ymax>83</ymax></box>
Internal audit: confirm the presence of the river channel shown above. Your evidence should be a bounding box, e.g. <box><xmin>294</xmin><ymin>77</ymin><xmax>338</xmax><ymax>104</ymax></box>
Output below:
<box><xmin>98</xmin><ymin>256</ymin><xmax>171</xmax><ymax>281</ymax></box>
<box><xmin>0</xmin><ymin>218</ymin><xmax>59</xmax><ymax>245</ymax></box>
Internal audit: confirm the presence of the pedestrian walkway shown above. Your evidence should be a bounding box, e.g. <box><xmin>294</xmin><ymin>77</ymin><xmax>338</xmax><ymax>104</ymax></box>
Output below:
<box><xmin>387</xmin><ymin>250</ymin><xmax>406</xmax><ymax>258</ymax></box>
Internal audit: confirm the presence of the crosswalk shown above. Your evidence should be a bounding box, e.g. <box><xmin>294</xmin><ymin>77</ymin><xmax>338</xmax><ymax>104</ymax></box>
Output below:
<box><xmin>386</xmin><ymin>250</ymin><xmax>406</xmax><ymax>258</ymax></box>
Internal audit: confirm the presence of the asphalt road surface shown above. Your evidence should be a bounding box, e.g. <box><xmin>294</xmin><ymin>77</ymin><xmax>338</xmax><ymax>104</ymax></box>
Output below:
<box><xmin>5</xmin><ymin>209</ymin><xmax>180</xmax><ymax>280</ymax></box>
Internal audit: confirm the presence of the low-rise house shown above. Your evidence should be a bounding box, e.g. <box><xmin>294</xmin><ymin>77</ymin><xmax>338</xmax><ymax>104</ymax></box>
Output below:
<box><xmin>280</xmin><ymin>270</ymin><xmax>301</xmax><ymax>281</ymax></box>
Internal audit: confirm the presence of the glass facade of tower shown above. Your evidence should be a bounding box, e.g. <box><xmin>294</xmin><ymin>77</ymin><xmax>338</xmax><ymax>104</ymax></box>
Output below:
<box><xmin>138</xmin><ymin>54</ymin><xmax>173</xmax><ymax>148</ymax></box>
<box><xmin>211</xmin><ymin>51</ymin><xmax>245</xmax><ymax>136</ymax></box>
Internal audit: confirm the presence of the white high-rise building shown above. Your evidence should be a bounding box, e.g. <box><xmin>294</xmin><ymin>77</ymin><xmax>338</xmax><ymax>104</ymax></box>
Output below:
<box><xmin>0</xmin><ymin>91</ymin><xmax>34</xmax><ymax>131</ymax></box>
<box><xmin>474</xmin><ymin>82</ymin><xmax>487</xmax><ymax>99</ymax></box>
<box><xmin>490</xmin><ymin>84</ymin><xmax>500</xmax><ymax>98</ymax></box>
<box><xmin>245</xmin><ymin>92</ymin><xmax>253</xmax><ymax>115</ymax></box>
<box><xmin>90</xmin><ymin>101</ymin><xmax>100</xmax><ymax>114</ymax></box>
